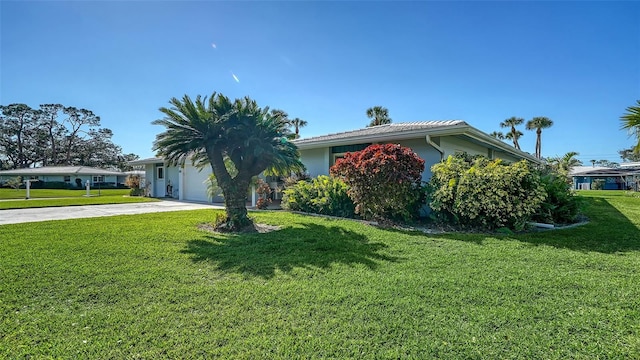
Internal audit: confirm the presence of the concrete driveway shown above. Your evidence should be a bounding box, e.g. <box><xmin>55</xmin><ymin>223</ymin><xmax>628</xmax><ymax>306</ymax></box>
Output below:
<box><xmin>0</xmin><ymin>200</ymin><xmax>224</xmax><ymax>226</ymax></box>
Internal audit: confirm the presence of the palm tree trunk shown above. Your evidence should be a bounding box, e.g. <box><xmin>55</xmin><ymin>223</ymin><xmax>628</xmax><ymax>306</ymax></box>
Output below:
<box><xmin>207</xmin><ymin>147</ymin><xmax>252</xmax><ymax>231</ymax></box>
<box><xmin>221</xmin><ymin>178</ymin><xmax>251</xmax><ymax>230</ymax></box>
<box><xmin>536</xmin><ymin>128</ymin><xmax>542</xmax><ymax>159</ymax></box>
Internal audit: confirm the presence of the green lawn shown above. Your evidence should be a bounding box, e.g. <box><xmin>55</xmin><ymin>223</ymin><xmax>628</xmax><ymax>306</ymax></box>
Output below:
<box><xmin>1</xmin><ymin>192</ymin><xmax>639</xmax><ymax>358</ymax></box>
<box><xmin>0</xmin><ymin>188</ymin><xmax>157</xmax><ymax>209</ymax></box>
<box><xmin>0</xmin><ymin>188</ymin><xmax>131</xmax><ymax>199</ymax></box>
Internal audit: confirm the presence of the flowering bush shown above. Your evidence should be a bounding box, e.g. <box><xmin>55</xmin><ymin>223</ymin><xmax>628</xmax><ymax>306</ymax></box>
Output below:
<box><xmin>330</xmin><ymin>144</ymin><xmax>425</xmax><ymax>222</ymax></box>
<box><xmin>428</xmin><ymin>154</ymin><xmax>546</xmax><ymax>230</ymax></box>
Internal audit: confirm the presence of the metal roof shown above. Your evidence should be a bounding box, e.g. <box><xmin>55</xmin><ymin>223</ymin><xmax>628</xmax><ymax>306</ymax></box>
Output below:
<box><xmin>571</xmin><ymin>167</ymin><xmax>640</xmax><ymax>177</ymax></box>
<box><xmin>128</xmin><ymin>157</ymin><xmax>164</xmax><ymax>165</ymax></box>
<box><xmin>0</xmin><ymin>166</ymin><xmax>125</xmax><ymax>176</ymax></box>
<box><xmin>294</xmin><ymin>120</ymin><xmax>467</xmax><ymax>147</ymax></box>
<box><xmin>293</xmin><ymin>120</ymin><xmax>540</xmax><ymax>164</ymax></box>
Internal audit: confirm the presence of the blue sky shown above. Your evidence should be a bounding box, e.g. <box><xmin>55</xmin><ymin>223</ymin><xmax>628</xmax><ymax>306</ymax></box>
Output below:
<box><xmin>2</xmin><ymin>1</ymin><xmax>639</xmax><ymax>164</ymax></box>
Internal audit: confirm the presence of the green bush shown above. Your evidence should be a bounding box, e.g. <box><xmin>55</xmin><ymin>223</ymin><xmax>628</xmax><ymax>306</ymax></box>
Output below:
<box><xmin>532</xmin><ymin>171</ymin><xmax>582</xmax><ymax>225</ymax></box>
<box><xmin>592</xmin><ymin>179</ymin><xmax>605</xmax><ymax>190</ymax></box>
<box><xmin>25</xmin><ymin>181</ymin><xmax>71</xmax><ymax>189</ymax></box>
<box><xmin>282</xmin><ymin>175</ymin><xmax>355</xmax><ymax>218</ymax></box>
<box><xmin>129</xmin><ymin>188</ymin><xmax>144</xmax><ymax>196</ymax></box>
<box><xmin>428</xmin><ymin>154</ymin><xmax>546</xmax><ymax>231</ymax></box>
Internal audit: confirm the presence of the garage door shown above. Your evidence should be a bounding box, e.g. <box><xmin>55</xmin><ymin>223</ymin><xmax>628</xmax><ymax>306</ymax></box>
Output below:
<box><xmin>183</xmin><ymin>164</ymin><xmax>212</xmax><ymax>202</ymax></box>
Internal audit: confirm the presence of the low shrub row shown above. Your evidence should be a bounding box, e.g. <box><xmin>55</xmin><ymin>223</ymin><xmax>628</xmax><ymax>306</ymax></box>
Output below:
<box><xmin>283</xmin><ymin>146</ymin><xmax>582</xmax><ymax>231</ymax></box>
<box><xmin>282</xmin><ymin>176</ymin><xmax>355</xmax><ymax>218</ymax></box>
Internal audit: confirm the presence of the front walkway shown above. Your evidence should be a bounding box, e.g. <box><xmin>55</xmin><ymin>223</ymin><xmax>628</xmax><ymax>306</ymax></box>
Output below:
<box><xmin>0</xmin><ymin>200</ymin><xmax>224</xmax><ymax>226</ymax></box>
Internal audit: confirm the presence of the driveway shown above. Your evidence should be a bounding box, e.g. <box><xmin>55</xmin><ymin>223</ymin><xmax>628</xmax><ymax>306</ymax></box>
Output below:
<box><xmin>0</xmin><ymin>200</ymin><xmax>224</xmax><ymax>225</ymax></box>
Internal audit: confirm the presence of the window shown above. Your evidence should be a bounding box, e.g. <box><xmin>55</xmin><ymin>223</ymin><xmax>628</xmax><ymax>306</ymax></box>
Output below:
<box><xmin>64</xmin><ymin>176</ymin><xmax>71</xmax><ymax>182</ymax></box>
<box><xmin>29</xmin><ymin>176</ymin><xmax>39</xmax><ymax>180</ymax></box>
<box><xmin>93</xmin><ymin>175</ymin><xmax>104</xmax><ymax>182</ymax></box>
<box><xmin>157</xmin><ymin>166</ymin><xmax>164</xmax><ymax>180</ymax></box>
<box><xmin>331</xmin><ymin>143</ymin><xmax>371</xmax><ymax>154</ymax></box>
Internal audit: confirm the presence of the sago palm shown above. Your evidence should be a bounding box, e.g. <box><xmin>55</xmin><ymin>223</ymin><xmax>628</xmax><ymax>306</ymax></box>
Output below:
<box><xmin>152</xmin><ymin>93</ymin><xmax>304</xmax><ymax>231</ymax></box>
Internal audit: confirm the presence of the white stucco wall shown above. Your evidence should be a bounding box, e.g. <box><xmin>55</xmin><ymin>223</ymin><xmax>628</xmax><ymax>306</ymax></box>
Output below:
<box><xmin>299</xmin><ymin>147</ymin><xmax>330</xmax><ymax>177</ymax></box>
<box><xmin>396</xmin><ymin>138</ymin><xmax>443</xmax><ymax>181</ymax></box>
<box><xmin>439</xmin><ymin>136</ymin><xmax>490</xmax><ymax>159</ymax></box>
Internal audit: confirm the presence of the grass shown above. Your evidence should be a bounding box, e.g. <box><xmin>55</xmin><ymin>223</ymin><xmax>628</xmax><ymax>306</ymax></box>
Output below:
<box><xmin>0</xmin><ymin>188</ymin><xmax>132</xmax><ymax>199</ymax></box>
<box><xmin>1</xmin><ymin>192</ymin><xmax>639</xmax><ymax>358</ymax></box>
<box><xmin>0</xmin><ymin>188</ymin><xmax>157</xmax><ymax>209</ymax></box>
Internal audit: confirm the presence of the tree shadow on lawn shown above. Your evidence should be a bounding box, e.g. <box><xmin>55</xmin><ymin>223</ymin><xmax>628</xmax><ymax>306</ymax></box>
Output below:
<box><xmin>182</xmin><ymin>222</ymin><xmax>400</xmax><ymax>278</ymax></box>
<box><xmin>385</xmin><ymin>197</ymin><xmax>640</xmax><ymax>254</ymax></box>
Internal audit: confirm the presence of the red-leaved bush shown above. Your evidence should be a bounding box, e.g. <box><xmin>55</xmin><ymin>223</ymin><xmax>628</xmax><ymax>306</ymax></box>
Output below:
<box><xmin>330</xmin><ymin>144</ymin><xmax>425</xmax><ymax>222</ymax></box>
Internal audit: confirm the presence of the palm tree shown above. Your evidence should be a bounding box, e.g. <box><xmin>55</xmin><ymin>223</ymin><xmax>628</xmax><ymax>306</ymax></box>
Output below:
<box><xmin>504</xmin><ymin>130</ymin><xmax>523</xmax><ymax>149</ymax></box>
<box><xmin>500</xmin><ymin>116</ymin><xmax>524</xmax><ymax>150</ymax></box>
<box><xmin>548</xmin><ymin>151</ymin><xmax>582</xmax><ymax>179</ymax></box>
<box><xmin>526</xmin><ymin>116</ymin><xmax>554</xmax><ymax>159</ymax></box>
<box><xmin>152</xmin><ymin>93</ymin><xmax>304</xmax><ymax>231</ymax></box>
<box><xmin>590</xmin><ymin>159</ymin><xmax>596</xmax><ymax>167</ymax></box>
<box><xmin>489</xmin><ymin>131</ymin><xmax>505</xmax><ymax>140</ymax></box>
<box><xmin>366</xmin><ymin>106</ymin><xmax>392</xmax><ymax>127</ymax></box>
<box><xmin>621</xmin><ymin>100</ymin><xmax>640</xmax><ymax>152</ymax></box>
<box><xmin>289</xmin><ymin>117</ymin><xmax>308</xmax><ymax>138</ymax></box>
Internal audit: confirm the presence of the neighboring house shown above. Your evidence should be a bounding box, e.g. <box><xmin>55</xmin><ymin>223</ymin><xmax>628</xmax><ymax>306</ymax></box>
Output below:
<box><xmin>0</xmin><ymin>166</ymin><xmax>127</xmax><ymax>187</ymax></box>
<box><xmin>571</xmin><ymin>165</ymin><xmax>640</xmax><ymax>190</ymax></box>
<box><xmin>295</xmin><ymin>120</ymin><xmax>540</xmax><ymax>181</ymax></box>
<box><xmin>132</xmin><ymin>120</ymin><xmax>540</xmax><ymax>203</ymax></box>
<box><xmin>128</xmin><ymin>158</ymin><xmax>216</xmax><ymax>201</ymax></box>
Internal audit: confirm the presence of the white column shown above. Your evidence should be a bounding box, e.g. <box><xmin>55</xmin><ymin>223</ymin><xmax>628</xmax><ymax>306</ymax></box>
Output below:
<box><xmin>25</xmin><ymin>180</ymin><xmax>31</xmax><ymax>199</ymax></box>
<box><xmin>178</xmin><ymin>165</ymin><xmax>185</xmax><ymax>200</ymax></box>
<box><xmin>251</xmin><ymin>185</ymin><xmax>256</xmax><ymax>207</ymax></box>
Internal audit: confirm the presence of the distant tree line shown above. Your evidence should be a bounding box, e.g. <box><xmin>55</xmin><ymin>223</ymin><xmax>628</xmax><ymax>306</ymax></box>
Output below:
<box><xmin>0</xmin><ymin>103</ymin><xmax>138</xmax><ymax>171</ymax></box>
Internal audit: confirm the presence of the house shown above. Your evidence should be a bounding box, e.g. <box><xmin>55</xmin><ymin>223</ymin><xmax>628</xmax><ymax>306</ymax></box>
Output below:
<box><xmin>295</xmin><ymin>120</ymin><xmax>540</xmax><ymax>181</ymax></box>
<box><xmin>131</xmin><ymin>120</ymin><xmax>540</xmax><ymax>203</ymax></box>
<box><xmin>128</xmin><ymin>157</ymin><xmax>212</xmax><ymax>200</ymax></box>
<box><xmin>571</xmin><ymin>165</ymin><xmax>640</xmax><ymax>190</ymax></box>
<box><xmin>0</xmin><ymin>166</ymin><xmax>127</xmax><ymax>188</ymax></box>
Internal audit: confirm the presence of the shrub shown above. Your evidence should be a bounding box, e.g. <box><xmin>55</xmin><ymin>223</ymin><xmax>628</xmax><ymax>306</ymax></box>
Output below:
<box><xmin>43</xmin><ymin>181</ymin><xmax>72</xmax><ymax>189</ymax></box>
<box><xmin>428</xmin><ymin>154</ymin><xmax>546</xmax><ymax>231</ymax></box>
<box><xmin>592</xmin><ymin>179</ymin><xmax>605</xmax><ymax>190</ymax></box>
<box><xmin>532</xmin><ymin>170</ymin><xmax>582</xmax><ymax>224</ymax></box>
<box><xmin>125</xmin><ymin>174</ymin><xmax>141</xmax><ymax>189</ymax></box>
<box><xmin>129</xmin><ymin>188</ymin><xmax>144</xmax><ymax>196</ymax></box>
<box><xmin>256</xmin><ymin>179</ymin><xmax>272</xmax><ymax>210</ymax></box>
<box><xmin>282</xmin><ymin>175</ymin><xmax>355</xmax><ymax>218</ymax></box>
<box><xmin>7</xmin><ymin>176</ymin><xmax>22</xmax><ymax>190</ymax></box>
<box><xmin>330</xmin><ymin>144</ymin><xmax>425</xmax><ymax>222</ymax></box>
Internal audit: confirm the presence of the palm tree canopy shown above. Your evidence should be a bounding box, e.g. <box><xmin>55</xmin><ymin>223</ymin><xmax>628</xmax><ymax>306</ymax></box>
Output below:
<box><xmin>500</xmin><ymin>116</ymin><xmax>524</xmax><ymax>129</ymax></box>
<box><xmin>366</xmin><ymin>106</ymin><xmax>392</xmax><ymax>127</ymax></box>
<box><xmin>290</xmin><ymin>117</ymin><xmax>308</xmax><ymax>138</ymax></box>
<box><xmin>489</xmin><ymin>131</ymin><xmax>505</xmax><ymax>140</ymax></box>
<box><xmin>499</xmin><ymin>116</ymin><xmax>524</xmax><ymax>149</ymax></box>
<box><xmin>526</xmin><ymin>116</ymin><xmax>554</xmax><ymax>131</ymax></box>
<box><xmin>621</xmin><ymin>100</ymin><xmax>640</xmax><ymax>152</ymax></box>
<box><xmin>152</xmin><ymin>93</ymin><xmax>304</xmax><ymax>177</ymax></box>
<box><xmin>505</xmin><ymin>130</ymin><xmax>523</xmax><ymax>140</ymax></box>
<box><xmin>152</xmin><ymin>93</ymin><xmax>305</xmax><ymax>230</ymax></box>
